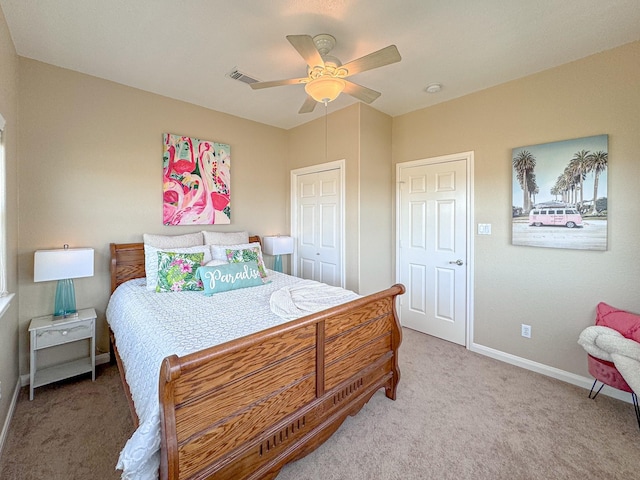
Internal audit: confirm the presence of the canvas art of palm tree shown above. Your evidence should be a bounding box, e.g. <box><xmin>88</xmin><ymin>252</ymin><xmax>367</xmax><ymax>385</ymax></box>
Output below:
<box><xmin>162</xmin><ymin>133</ymin><xmax>231</xmax><ymax>225</ymax></box>
<box><xmin>512</xmin><ymin>134</ymin><xmax>608</xmax><ymax>251</ymax></box>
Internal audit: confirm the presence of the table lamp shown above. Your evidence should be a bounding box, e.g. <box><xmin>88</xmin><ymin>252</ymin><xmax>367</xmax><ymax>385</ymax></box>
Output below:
<box><xmin>262</xmin><ymin>236</ymin><xmax>294</xmax><ymax>273</ymax></box>
<box><xmin>34</xmin><ymin>245</ymin><xmax>94</xmax><ymax>320</ymax></box>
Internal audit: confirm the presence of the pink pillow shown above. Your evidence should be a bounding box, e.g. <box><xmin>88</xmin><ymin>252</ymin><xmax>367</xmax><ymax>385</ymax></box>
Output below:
<box><xmin>595</xmin><ymin>302</ymin><xmax>640</xmax><ymax>343</ymax></box>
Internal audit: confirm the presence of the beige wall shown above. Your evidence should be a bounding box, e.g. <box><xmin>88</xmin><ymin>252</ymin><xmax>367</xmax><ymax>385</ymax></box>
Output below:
<box><xmin>287</xmin><ymin>103</ymin><xmax>394</xmax><ymax>294</ymax></box>
<box><xmin>16</xmin><ymin>59</ymin><xmax>289</xmax><ymax>373</ymax></box>
<box><xmin>0</xmin><ymin>5</ymin><xmax>19</xmax><ymax>434</ymax></box>
<box><xmin>359</xmin><ymin>104</ymin><xmax>393</xmax><ymax>295</ymax></box>
<box><xmin>392</xmin><ymin>41</ymin><xmax>640</xmax><ymax>376</ymax></box>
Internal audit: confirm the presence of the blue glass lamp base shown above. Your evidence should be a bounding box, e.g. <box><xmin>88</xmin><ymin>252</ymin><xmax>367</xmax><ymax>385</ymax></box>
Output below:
<box><xmin>54</xmin><ymin>278</ymin><xmax>78</xmax><ymax>320</ymax></box>
<box><xmin>273</xmin><ymin>255</ymin><xmax>283</xmax><ymax>273</ymax></box>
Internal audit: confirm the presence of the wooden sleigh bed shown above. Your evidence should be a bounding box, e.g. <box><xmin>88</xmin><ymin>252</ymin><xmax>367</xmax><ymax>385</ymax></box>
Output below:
<box><xmin>109</xmin><ymin>237</ymin><xmax>405</xmax><ymax>480</ymax></box>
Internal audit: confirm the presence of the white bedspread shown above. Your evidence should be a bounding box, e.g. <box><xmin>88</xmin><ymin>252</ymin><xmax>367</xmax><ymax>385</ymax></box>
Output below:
<box><xmin>106</xmin><ymin>271</ymin><xmax>358</xmax><ymax>480</ymax></box>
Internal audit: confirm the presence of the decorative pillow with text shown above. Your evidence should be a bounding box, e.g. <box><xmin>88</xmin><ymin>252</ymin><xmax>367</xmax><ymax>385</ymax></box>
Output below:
<box><xmin>196</xmin><ymin>261</ymin><xmax>264</xmax><ymax>296</ymax></box>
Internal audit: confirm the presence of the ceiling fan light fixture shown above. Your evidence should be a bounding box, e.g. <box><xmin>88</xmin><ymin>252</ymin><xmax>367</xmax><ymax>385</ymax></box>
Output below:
<box><xmin>305</xmin><ymin>77</ymin><xmax>346</xmax><ymax>103</ymax></box>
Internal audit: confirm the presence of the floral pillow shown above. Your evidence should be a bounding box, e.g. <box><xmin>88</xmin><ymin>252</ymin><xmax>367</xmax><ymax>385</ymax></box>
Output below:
<box><xmin>144</xmin><ymin>244</ymin><xmax>211</xmax><ymax>291</ymax></box>
<box><xmin>226</xmin><ymin>247</ymin><xmax>267</xmax><ymax>278</ymax></box>
<box><xmin>155</xmin><ymin>251</ymin><xmax>204</xmax><ymax>292</ymax></box>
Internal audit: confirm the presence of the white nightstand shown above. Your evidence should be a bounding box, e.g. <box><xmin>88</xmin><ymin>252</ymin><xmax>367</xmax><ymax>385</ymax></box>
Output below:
<box><xmin>29</xmin><ymin>308</ymin><xmax>96</xmax><ymax>400</ymax></box>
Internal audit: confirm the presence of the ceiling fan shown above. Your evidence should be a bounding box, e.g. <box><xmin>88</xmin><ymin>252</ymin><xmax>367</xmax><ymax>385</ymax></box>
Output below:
<box><xmin>249</xmin><ymin>34</ymin><xmax>401</xmax><ymax>114</ymax></box>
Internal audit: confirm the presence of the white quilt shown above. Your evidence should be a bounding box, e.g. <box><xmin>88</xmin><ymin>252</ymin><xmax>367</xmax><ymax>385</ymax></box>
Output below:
<box><xmin>106</xmin><ymin>272</ymin><xmax>358</xmax><ymax>480</ymax></box>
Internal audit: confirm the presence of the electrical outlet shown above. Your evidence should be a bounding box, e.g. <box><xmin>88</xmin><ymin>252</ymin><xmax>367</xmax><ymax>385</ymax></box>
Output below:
<box><xmin>521</xmin><ymin>324</ymin><xmax>532</xmax><ymax>338</ymax></box>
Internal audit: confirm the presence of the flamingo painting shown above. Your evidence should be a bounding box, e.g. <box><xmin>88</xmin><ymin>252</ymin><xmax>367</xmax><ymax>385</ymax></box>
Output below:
<box><xmin>162</xmin><ymin>133</ymin><xmax>231</xmax><ymax>225</ymax></box>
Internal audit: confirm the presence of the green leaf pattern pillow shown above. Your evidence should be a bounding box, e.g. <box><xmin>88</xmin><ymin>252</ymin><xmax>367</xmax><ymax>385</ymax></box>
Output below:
<box><xmin>226</xmin><ymin>247</ymin><xmax>267</xmax><ymax>278</ymax></box>
<box><xmin>155</xmin><ymin>251</ymin><xmax>204</xmax><ymax>292</ymax></box>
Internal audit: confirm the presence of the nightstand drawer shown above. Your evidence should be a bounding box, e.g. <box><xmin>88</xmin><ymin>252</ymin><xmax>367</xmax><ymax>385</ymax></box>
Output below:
<box><xmin>34</xmin><ymin>319</ymin><xmax>94</xmax><ymax>349</ymax></box>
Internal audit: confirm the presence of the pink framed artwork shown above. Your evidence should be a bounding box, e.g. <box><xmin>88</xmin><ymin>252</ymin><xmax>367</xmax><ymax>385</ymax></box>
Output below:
<box><xmin>162</xmin><ymin>133</ymin><xmax>231</xmax><ymax>225</ymax></box>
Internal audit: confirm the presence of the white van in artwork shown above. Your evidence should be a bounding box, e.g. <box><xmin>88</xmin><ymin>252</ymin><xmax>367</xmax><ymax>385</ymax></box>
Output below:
<box><xmin>528</xmin><ymin>207</ymin><xmax>584</xmax><ymax>228</ymax></box>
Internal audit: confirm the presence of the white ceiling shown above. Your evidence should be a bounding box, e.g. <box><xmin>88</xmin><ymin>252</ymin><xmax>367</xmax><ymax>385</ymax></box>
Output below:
<box><xmin>2</xmin><ymin>0</ymin><xmax>639</xmax><ymax>130</ymax></box>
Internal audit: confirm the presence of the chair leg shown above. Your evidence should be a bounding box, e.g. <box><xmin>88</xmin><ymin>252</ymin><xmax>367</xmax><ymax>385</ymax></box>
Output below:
<box><xmin>632</xmin><ymin>392</ymin><xmax>640</xmax><ymax>431</ymax></box>
<box><xmin>589</xmin><ymin>378</ymin><xmax>605</xmax><ymax>400</ymax></box>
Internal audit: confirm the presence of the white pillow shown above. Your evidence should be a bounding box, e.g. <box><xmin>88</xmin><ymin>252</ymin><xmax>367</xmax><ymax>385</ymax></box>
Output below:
<box><xmin>144</xmin><ymin>244</ymin><xmax>212</xmax><ymax>291</ymax></box>
<box><xmin>143</xmin><ymin>232</ymin><xmax>203</xmax><ymax>248</ymax></box>
<box><xmin>205</xmin><ymin>259</ymin><xmax>228</xmax><ymax>267</ymax></box>
<box><xmin>202</xmin><ymin>231</ymin><xmax>249</xmax><ymax>246</ymax></box>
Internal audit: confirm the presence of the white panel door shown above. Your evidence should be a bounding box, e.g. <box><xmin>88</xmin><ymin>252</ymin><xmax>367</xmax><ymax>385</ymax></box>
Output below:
<box><xmin>398</xmin><ymin>158</ymin><xmax>468</xmax><ymax>345</ymax></box>
<box><xmin>295</xmin><ymin>167</ymin><xmax>342</xmax><ymax>287</ymax></box>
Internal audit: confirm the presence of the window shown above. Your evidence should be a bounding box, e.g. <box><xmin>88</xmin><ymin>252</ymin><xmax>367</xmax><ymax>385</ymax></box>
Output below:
<box><xmin>0</xmin><ymin>112</ymin><xmax>13</xmax><ymax>318</ymax></box>
<box><xmin>0</xmin><ymin>113</ymin><xmax>6</xmax><ymax>294</ymax></box>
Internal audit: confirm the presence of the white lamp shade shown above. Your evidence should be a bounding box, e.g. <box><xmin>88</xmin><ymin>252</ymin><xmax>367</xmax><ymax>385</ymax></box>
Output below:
<box><xmin>262</xmin><ymin>236</ymin><xmax>294</xmax><ymax>256</ymax></box>
<box><xmin>34</xmin><ymin>248</ymin><xmax>94</xmax><ymax>282</ymax></box>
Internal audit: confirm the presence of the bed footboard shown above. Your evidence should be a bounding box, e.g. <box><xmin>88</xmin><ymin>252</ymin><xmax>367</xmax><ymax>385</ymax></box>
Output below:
<box><xmin>159</xmin><ymin>283</ymin><xmax>405</xmax><ymax>480</ymax></box>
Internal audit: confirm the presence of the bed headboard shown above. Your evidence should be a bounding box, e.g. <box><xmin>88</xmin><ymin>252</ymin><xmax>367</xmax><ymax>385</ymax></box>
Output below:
<box><xmin>110</xmin><ymin>235</ymin><xmax>261</xmax><ymax>293</ymax></box>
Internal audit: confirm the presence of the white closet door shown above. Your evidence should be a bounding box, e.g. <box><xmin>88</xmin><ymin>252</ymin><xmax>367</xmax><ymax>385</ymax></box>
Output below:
<box><xmin>293</xmin><ymin>165</ymin><xmax>343</xmax><ymax>287</ymax></box>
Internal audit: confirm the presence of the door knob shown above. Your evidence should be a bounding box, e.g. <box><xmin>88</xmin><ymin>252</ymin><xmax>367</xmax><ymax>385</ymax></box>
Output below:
<box><xmin>449</xmin><ymin>259</ymin><xmax>464</xmax><ymax>266</ymax></box>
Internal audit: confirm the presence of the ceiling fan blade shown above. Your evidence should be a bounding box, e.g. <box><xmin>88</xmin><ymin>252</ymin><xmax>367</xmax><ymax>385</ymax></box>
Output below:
<box><xmin>286</xmin><ymin>35</ymin><xmax>325</xmax><ymax>68</ymax></box>
<box><xmin>249</xmin><ymin>77</ymin><xmax>308</xmax><ymax>89</ymax></box>
<box><xmin>343</xmin><ymin>80</ymin><xmax>381</xmax><ymax>104</ymax></box>
<box><xmin>341</xmin><ymin>45</ymin><xmax>401</xmax><ymax>76</ymax></box>
<box><xmin>298</xmin><ymin>95</ymin><xmax>318</xmax><ymax>114</ymax></box>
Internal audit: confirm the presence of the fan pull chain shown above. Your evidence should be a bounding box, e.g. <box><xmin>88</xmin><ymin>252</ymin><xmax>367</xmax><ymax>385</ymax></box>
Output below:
<box><xmin>324</xmin><ymin>102</ymin><xmax>328</xmax><ymax>163</ymax></box>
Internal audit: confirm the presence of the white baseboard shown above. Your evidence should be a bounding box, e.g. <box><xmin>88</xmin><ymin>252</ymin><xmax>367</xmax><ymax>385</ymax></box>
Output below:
<box><xmin>0</xmin><ymin>377</ymin><xmax>22</xmax><ymax>457</ymax></box>
<box><xmin>96</xmin><ymin>352</ymin><xmax>111</xmax><ymax>366</ymax></box>
<box><xmin>19</xmin><ymin>352</ymin><xmax>111</xmax><ymax>387</ymax></box>
<box><xmin>470</xmin><ymin>342</ymin><xmax>633</xmax><ymax>404</ymax></box>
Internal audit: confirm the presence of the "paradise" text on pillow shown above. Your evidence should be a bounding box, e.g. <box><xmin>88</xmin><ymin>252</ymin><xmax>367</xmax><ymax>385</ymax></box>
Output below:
<box><xmin>201</xmin><ymin>263</ymin><xmax>261</xmax><ymax>289</ymax></box>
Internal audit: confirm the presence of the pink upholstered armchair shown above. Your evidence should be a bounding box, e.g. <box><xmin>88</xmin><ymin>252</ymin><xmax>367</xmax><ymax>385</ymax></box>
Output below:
<box><xmin>580</xmin><ymin>302</ymin><xmax>640</xmax><ymax>429</ymax></box>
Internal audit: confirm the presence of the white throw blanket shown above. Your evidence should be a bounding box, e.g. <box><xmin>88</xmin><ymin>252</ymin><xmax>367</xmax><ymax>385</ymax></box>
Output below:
<box><xmin>270</xmin><ymin>279</ymin><xmax>360</xmax><ymax>320</ymax></box>
<box><xmin>578</xmin><ymin>325</ymin><xmax>640</xmax><ymax>393</ymax></box>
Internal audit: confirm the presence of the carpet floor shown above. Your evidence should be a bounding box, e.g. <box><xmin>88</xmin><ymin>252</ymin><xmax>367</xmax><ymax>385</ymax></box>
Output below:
<box><xmin>1</xmin><ymin>328</ymin><xmax>638</xmax><ymax>479</ymax></box>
